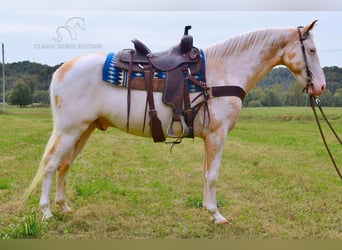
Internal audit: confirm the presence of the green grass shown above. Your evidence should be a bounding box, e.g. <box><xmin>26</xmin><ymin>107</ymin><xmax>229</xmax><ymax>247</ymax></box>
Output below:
<box><xmin>2</xmin><ymin>210</ymin><xmax>44</xmax><ymax>239</ymax></box>
<box><xmin>0</xmin><ymin>106</ymin><xmax>341</xmax><ymax>239</ymax></box>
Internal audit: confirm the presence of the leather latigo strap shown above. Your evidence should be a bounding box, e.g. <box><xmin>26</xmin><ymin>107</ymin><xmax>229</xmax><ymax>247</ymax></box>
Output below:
<box><xmin>144</xmin><ymin>61</ymin><xmax>166</xmax><ymax>143</ymax></box>
<box><xmin>210</xmin><ymin>86</ymin><xmax>246</xmax><ymax>101</ymax></box>
<box><xmin>185</xmin><ymin>74</ymin><xmax>246</xmax><ymax>102</ymax></box>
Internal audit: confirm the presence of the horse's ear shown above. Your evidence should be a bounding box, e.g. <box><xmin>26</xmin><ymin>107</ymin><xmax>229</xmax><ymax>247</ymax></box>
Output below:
<box><xmin>303</xmin><ymin>20</ymin><xmax>318</xmax><ymax>35</ymax></box>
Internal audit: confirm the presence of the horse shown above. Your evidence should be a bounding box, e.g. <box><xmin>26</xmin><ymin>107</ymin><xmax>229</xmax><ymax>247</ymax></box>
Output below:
<box><xmin>23</xmin><ymin>20</ymin><xmax>326</xmax><ymax>224</ymax></box>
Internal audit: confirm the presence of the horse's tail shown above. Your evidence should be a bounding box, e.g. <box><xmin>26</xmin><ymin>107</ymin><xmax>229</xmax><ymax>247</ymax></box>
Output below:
<box><xmin>21</xmin><ymin>128</ymin><xmax>58</xmax><ymax>201</ymax></box>
<box><xmin>22</xmin><ymin>74</ymin><xmax>60</xmax><ymax>201</ymax></box>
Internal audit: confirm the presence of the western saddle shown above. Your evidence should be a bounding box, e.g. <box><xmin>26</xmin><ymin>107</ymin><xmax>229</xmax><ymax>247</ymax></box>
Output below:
<box><xmin>115</xmin><ymin>26</ymin><xmax>206</xmax><ymax>143</ymax></box>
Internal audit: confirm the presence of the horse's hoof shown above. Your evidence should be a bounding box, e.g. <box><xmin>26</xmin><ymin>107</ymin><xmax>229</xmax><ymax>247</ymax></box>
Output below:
<box><xmin>42</xmin><ymin>211</ymin><xmax>53</xmax><ymax>220</ymax></box>
<box><xmin>216</xmin><ymin>219</ymin><xmax>233</xmax><ymax>226</ymax></box>
<box><xmin>62</xmin><ymin>207</ymin><xmax>72</xmax><ymax>214</ymax></box>
<box><xmin>211</xmin><ymin>216</ymin><xmax>233</xmax><ymax>225</ymax></box>
<box><xmin>61</xmin><ymin>205</ymin><xmax>72</xmax><ymax>214</ymax></box>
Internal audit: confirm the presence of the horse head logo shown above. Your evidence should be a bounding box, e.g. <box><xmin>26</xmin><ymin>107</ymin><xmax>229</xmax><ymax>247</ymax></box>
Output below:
<box><xmin>52</xmin><ymin>17</ymin><xmax>86</xmax><ymax>42</ymax></box>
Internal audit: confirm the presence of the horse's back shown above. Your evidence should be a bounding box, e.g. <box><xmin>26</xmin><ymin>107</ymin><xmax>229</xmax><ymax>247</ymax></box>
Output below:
<box><xmin>52</xmin><ymin>53</ymin><xmax>106</xmax><ymax>85</ymax></box>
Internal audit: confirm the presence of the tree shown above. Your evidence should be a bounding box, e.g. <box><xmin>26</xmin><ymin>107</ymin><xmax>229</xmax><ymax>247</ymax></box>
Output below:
<box><xmin>285</xmin><ymin>82</ymin><xmax>306</xmax><ymax>106</ymax></box>
<box><xmin>244</xmin><ymin>88</ymin><xmax>265</xmax><ymax>106</ymax></box>
<box><xmin>21</xmin><ymin>74</ymin><xmax>38</xmax><ymax>97</ymax></box>
<box><xmin>323</xmin><ymin>66</ymin><xmax>342</xmax><ymax>96</ymax></box>
<box><xmin>261</xmin><ymin>84</ymin><xmax>285</xmax><ymax>106</ymax></box>
<box><xmin>34</xmin><ymin>90</ymin><xmax>50</xmax><ymax>104</ymax></box>
<box><xmin>8</xmin><ymin>80</ymin><xmax>33</xmax><ymax>107</ymax></box>
<box><xmin>248</xmin><ymin>100</ymin><xmax>262</xmax><ymax>107</ymax></box>
<box><xmin>318</xmin><ymin>89</ymin><xmax>333</xmax><ymax>106</ymax></box>
<box><xmin>333</xmin><ymin>88</ymin><xmax>342</xmax><ymax>107</ymax></box>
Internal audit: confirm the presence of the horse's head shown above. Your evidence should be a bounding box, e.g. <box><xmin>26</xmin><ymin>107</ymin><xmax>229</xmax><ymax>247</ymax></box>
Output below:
<box><xmin>282</xmin><ymin>20</ymin><xmax>326</xmax><ymax>96</ymax></box>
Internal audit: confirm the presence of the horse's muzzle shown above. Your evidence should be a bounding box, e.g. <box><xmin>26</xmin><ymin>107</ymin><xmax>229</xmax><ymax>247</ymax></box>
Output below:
<box><xmin>307</xmin><ymin>82</ymin><xmax>326</xmax><ymax>96</ymax></box>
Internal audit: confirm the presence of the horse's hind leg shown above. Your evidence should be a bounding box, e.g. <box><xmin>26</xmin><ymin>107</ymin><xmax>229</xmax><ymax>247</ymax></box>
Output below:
<box><xmin>55</xmin><ymin>123</ymin><xmax>96</xmax><ymax>214</ymax></box>
<box><xmin>55</xmin><ymin>158</ymin><xmax>72</xmax><ymax>214</ymax></box>
<box><xmin>40</xmin><ymin>133</ymin><xmax>79</xmax><ymax>219</ymax></box>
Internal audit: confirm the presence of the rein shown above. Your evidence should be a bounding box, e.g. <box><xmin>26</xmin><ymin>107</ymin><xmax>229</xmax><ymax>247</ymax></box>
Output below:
<box><xmin>298</xmin><ymin>26</ymin><xmax>342</xmax><ymax>180</ymax></box>
<box><xmin>309</xmin><ymin>96</ymin><xmax>342</xmax><ymax>180</ymax></box>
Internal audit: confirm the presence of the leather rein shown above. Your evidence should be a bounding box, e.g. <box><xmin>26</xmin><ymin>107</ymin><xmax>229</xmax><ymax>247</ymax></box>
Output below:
<box><xmin>298</xmin><ymin>26</ymin><xmax>342</xmax><ymax>180</ymax></box>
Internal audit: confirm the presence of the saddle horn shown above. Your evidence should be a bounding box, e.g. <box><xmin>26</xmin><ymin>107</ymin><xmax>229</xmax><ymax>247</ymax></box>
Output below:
<box><xmin>181</xmin><ymin>25</ymin><xmax>193</xmax><ymax>54</ymax></box>
<box><xmin>184</xmin><ymin>25</ymin><xmax>192</xmax><ymax>35</ymax></box>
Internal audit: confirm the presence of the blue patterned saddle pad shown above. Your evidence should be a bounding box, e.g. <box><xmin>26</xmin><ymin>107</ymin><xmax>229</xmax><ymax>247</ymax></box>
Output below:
<box><xmin>102</xmin><ymin>50</ymin><xmax>206</xmax><ymax>93</ymax></box>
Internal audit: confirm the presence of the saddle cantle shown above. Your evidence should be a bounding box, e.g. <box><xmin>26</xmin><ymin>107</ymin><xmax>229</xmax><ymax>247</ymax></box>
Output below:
<box><xmin>114</xmin><ymin>26</ymin><xmax>205</xmax><ymax>143</ymax></box>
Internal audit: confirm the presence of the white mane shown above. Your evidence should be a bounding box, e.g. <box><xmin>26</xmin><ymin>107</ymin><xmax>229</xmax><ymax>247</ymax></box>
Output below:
<box><xmin>205</xmin><ymin>28</ymin><xmax>293</xmax><ymax>61</ymax></box>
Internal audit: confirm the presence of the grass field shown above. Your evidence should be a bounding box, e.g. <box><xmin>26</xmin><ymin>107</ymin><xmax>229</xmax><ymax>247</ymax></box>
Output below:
<box><xmin>0</xmin><ymin>105</ymin><xmax>341</xmax><ymax>239</ymax></box>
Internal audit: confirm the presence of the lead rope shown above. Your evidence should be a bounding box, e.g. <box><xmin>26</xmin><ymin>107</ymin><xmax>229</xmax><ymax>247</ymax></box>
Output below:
<box><xmin>315</xmin><ymin>98</ymin><xmax>342</xmax><ymax>144</ymax></box>
<box><xmin>297</xmin><ymin>26</ymin><xmax>342</xmax><ymax>180</ymax></box>
<box><xmin>309</xmin><ymin>95</ymin><xmax>342</xmax><ymax>180</ymax></box>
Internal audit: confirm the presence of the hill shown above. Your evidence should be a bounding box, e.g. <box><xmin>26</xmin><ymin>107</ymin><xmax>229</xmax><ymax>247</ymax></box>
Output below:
<box><xmin>0</xmin><ymin>61</ymin><xmax>342</xmax><ymax>106</ymax></box>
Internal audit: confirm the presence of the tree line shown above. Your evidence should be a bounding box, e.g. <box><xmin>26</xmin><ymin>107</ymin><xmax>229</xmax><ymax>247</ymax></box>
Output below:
<box><xmin>1</xmin><ymin>61</ymin><xmax>342</xmax><ymax>107</ymax></box>
<box><xmin>245</xmin><ymin>66</ymin><xmax>342</xmax><ymax>107</ymax></box>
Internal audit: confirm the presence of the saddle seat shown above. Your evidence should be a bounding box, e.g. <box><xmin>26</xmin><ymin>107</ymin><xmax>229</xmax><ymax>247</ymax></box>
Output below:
<box><xmin>133</xmin><ymin>26</ymin><xmax>193</xmax><ymax>56</ymax></box>
<box><xmin>115</xmin><ymin>26</ymin><xmax>204</xmax><ymax>143</ymax></box>
<box><xmin>116</xmin><ymin>31</ymin><xmax>200</xmax><ymax>72</ymax></box>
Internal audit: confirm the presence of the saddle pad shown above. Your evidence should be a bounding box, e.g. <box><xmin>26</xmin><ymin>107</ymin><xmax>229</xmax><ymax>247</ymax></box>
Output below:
<box><xmin>102</xmin><ymin>50</ymin><xmax>206</xmax><ymax>93</ymax></box>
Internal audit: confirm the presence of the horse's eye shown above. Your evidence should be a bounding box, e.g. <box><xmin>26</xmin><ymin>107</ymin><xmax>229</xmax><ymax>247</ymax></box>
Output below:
<box><xmin>309</xmin><ymin>48</ymin><xmax>316</xmax><ymax>54</ymax></box>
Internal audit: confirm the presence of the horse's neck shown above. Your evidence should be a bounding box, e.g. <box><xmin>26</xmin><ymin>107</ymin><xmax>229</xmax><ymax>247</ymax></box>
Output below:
<box><xmin>204</xmin><ymin>28</ymin><xmax>294</xmax><ymax>92</ymax></box>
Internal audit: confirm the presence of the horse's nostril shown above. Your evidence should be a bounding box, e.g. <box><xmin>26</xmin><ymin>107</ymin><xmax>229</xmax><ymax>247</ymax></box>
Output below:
<box><xmin>321</xmin><ymin>85</ymin><xmax>325</xmax><ymax>91</ymax></box>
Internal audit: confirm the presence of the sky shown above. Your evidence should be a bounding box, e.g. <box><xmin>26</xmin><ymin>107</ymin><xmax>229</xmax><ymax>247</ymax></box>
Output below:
<box><xmin>1</xmin><ymin>1</ymin><xmax>342</xmax><ymax>67</ymax></box>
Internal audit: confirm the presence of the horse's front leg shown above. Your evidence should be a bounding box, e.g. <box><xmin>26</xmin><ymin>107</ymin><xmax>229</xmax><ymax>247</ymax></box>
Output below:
<box><xmin>203</xmin><ymin>130</ymin><xmax>230</xmax><ymax>225</ymax></box>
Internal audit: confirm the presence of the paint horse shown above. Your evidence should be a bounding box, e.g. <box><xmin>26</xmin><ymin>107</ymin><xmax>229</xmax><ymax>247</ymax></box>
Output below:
<box><xmin>24</xmin><ymin>21</ymin><xmax>326</xmax><ymax>224</ymax></box>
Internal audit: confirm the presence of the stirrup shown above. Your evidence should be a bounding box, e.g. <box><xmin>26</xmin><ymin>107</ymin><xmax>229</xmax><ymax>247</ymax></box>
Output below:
<box><xmin>167</xmin><ymin>116</ymin><xmax>189</xmax><ymax>138</ymax></box>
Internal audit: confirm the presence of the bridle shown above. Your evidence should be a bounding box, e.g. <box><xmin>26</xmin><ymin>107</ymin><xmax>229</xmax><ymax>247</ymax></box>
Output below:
<box><xmin>297</xmin><ymin>26</ymin><xmax>342</xmax><ymax>180</ymax></box>
<box><xmin>297</xmin><ymin>26</ymin><xmax>314</xmax><ymax>93</ymax></box>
